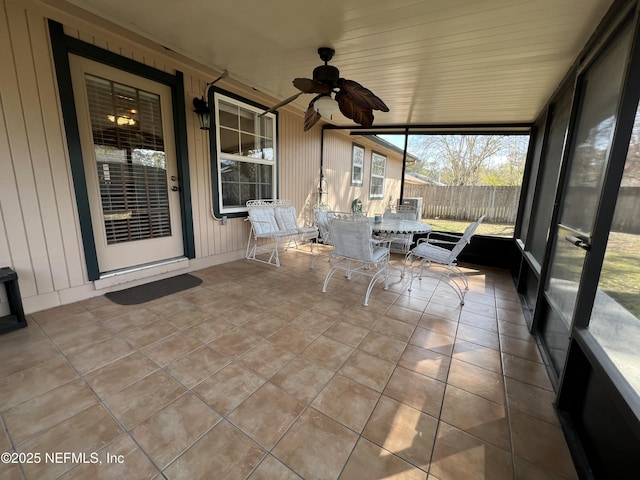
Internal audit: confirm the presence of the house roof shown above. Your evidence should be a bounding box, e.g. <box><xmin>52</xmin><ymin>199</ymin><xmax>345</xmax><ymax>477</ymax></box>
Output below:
<box><xmin>58</xmin><ymin>0</ymin><xmax>614</xmax><ymax>126</ymax></box>
<box><xmin>404</xmin><ymin>172</ymin><xmax>444</xmax><ymax>186</ymax></box>
<box><xmin>361</xmin><ymin>135</ymin><xmax>418</xmax><ymax>165</ymax></box>
<box><xmin>404</xmin><ymin>173</ymin><xmax>429</xmax><ymax>185</ymax></box>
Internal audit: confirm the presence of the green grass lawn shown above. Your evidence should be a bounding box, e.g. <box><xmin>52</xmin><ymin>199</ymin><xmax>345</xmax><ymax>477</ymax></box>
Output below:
<box><xmin>599</xmin><ymin>231</ymin><xmax>640</xmax><ymax>318</ymax></box>
<box><xmin>422</xmin><ymin>217</ymin><xmax>514</xmax><ymax>237</ymax></box>
<box><xmin>422</xmin><ymin>218</ymin><xmax>639</xmax><ymax>318</ymax></box>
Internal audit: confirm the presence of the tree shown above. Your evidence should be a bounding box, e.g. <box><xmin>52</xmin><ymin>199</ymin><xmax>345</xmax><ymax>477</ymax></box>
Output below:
<box><xmin>406</xmin><ymin>136</ymin><xmax>442</xmax><ymax>181</ymax></box>
<box><xmin>407</xmin><ymin>134</ymin><xmax>528</xmax><ymax>186</ymax></box>
<box><xmin>481</xmin><ymin>135</ymin><xmax>528</xmax><ymax>186</ymax></box>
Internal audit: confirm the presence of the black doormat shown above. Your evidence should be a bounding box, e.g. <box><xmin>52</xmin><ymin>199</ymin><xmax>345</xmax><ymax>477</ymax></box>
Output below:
<box><xmin>105</xmin><ymin>274</ymin><xmax>203</xmax><ymax>305</ymax></box>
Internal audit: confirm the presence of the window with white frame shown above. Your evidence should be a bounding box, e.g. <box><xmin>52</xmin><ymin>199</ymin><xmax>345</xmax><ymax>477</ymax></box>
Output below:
<box><xmin>370</xmin><ymin>151</ymin><xmax>386</xmax><ymax>199</ymax></box>
<box><xmin>213</xmin><ymin>93</ymin><xmax>277</xmax><ymax>214</ymax></box>
<box><xmin>351</xmin><ymin>143</ymin><xmax>364</xmax><ymax>186</ymax></box>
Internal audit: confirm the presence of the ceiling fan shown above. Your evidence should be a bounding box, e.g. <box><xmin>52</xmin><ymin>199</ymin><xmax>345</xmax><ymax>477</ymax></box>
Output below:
<box><xmin>261</xmin><ymin>47</ymin><xmax>389</xmax><ymax>131</ymax></box>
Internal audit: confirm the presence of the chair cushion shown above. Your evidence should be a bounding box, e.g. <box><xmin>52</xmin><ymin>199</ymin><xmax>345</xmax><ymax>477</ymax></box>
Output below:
<box><xmin>315</xmin><ymin>209</ymin><xmax>328</xmax><ymax>224</ymax></box>
<box><xmin>248</xmin><ymin>208</ymin><xmax>279</xmax><ymax>235</ymax></box>
<box><xmin>297</xmin><ymin>226</ymin><xmax>319</xmax><ymax>235</ymax></box>
<box><xmin>371</xmin><ymin>246</ymin><xmax>390</xmax><ymax>263</ymax></box>
<box><xmin>411</xmin><ymin>242</ymin><xmax>455</xmax><ymax>264</ymax></box>
<box><xmin>315</xmin><ymin>211</ymin><xmax>331</xmax><ymax>244</ymax></box>
<box><xmin>275</xmin><ymin>206</ymin><xmax>299</xmax><ymax>231</ymax></box>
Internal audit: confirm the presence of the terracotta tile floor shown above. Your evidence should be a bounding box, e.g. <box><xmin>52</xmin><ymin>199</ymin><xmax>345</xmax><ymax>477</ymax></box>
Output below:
<box><xmin>0</xmin><ymin>250</ymin><xmax>578</xmax><ymax>479</ymax></box>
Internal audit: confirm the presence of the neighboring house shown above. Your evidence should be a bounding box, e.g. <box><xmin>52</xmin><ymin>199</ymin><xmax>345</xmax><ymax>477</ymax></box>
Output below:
<box><xmin>0</xmin><ymin>1</ymin><xmax>407</xmax><ymax>314</ymax></box>
<box><xmin>404</xmin><ymin>172</ymin><xmax>445</xmax><ymax>186</ymax></box>
<box><xmin>404</xmin><ymin>173</ymin><xmax>430</xmax><ymax>186</ymax></box>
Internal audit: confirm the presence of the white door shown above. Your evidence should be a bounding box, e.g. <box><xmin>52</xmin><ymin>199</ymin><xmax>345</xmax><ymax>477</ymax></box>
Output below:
<box><xmin>70</xmin><ymin>55</ymin><xmax>183</xmax><ymax>273</ymax></box>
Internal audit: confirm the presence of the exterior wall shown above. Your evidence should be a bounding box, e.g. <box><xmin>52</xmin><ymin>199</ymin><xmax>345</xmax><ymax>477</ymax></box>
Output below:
<box><xmin>1</xmin><ymin>1</ymin><xmax>87</xmax><ymax>315</ymax></box>
<box><xmin>0</xmin><ymin>0</ymin><xmax>405</xmax><ymax>314</ymax></box>
<box><xmin>278</xmin><ymin>111</ymin><xmax>323</xmax><ymax>227</ymax></box>
<box><xmin>322</xmin><ymin>130</ymin><xmax>403</xmax><ymax>216</ymax></box>
<box><xmin>279</xmin><ymin>118</ymin><xmax>405</xmax><ymax>225</ymax></box>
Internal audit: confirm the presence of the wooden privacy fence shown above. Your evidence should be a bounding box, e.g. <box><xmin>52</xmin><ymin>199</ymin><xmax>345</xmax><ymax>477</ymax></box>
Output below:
<box><xmin>404</xmin><ymin>185</ymin><xmax>521</xmax><ymax>223</ymax></box>
<box><xmin>564</xmin><ymin>186</ymin><xmax>640</xmax><ymax>234</ymax></box>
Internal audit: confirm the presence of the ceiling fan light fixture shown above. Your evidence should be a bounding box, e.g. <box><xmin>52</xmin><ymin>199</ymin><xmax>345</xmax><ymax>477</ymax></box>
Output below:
<box><xmin>314</xmin><ymin>95</ymin><xmax>338</xmax><ymax>119</ymax></box>
<box><xmin>261</xmin><ymin>47</ymin><xmax>387</xmax><ymax>130</ymax></box>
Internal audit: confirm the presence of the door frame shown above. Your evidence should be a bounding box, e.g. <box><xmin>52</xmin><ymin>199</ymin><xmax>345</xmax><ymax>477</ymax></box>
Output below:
<box><xmin>49</xmin><ymin>20</ymin><xmax>194</xmax><ymax>281</ymax></box>
<box><xmin>70</xmin><ymin>56</ymin><xmax>185</xmax><ymax>272</ymax></box>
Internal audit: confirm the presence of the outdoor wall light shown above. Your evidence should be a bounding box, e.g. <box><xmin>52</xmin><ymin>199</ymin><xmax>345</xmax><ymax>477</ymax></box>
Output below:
<box><xmin>314</xmin><ymin>94</ymin><xmax>339</xmax><ymax>119</ymax></box>
<box><xmin>192</xmin><ymin>96</ymin><xmax>211</xmax><ymax>130</ymax></box>
<box><xmin>192</xmin><ymin>70</ymin><xmax>229</xmax><ymax>131</ymax></box>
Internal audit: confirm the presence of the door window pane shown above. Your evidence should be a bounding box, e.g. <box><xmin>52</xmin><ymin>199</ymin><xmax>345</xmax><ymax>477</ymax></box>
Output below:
<box><xmin>518</xmin><ymin>125</ymin><xmax>544</xmax><ymax>245</ymax></box>
<box><xmin>589</xmin><ymin>106</ymin><xmax>640</xmax><ymax>394</ymax></box>
<box><xmin>85</xmin><ymin>74</ymin><xmax>171</xmax><ymax>244</ymax></box>
<box><xmin>528</xmin><ymin>86</ymin><xmax>573</xmax><ymax>264</ymax></box>
<box><xmin>545</xmin><ymin>22</ymin><xmax>633</xmax><ymax>327</ymax></box>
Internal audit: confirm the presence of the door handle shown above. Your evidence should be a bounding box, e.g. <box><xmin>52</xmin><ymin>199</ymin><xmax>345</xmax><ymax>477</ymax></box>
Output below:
<box><xmin>564</xmin><ymin>234</ymin><xmax>591</xmax><ymax>251</ymax></box>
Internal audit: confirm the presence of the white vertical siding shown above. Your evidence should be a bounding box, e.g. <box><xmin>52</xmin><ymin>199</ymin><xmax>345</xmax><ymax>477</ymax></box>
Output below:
<box><xmin>0</xmin><ymin>143</ymin><xmax>13</xmax><ymax>317</ymax></box>
<box><xmin>279</xmin><ymin>111</ymin><xmax>322</xmax><ymax>226</ymax></box>
<box><xmin>185</xmin><ymin>78</ymin><xmax>211</xmax><ymax>259</ymax></box>
<box><xmin>28</xmin><ymin>10</ymin><xmax>87</xmax><ymax>290</ymax></box>
<box><xmin>322</xmin><ymin>130</ymin><xmax>403</xmax><ymax>216</ymax></box>
<box><xmin>1</xmin><ymin>4</ymin><xmax>56</xmax><ymax>300</ymax></box>
<box><xmin>0</xmin><ymin>0</ymin><xmax>405</xmax><ymax>314</ymax></box>
<box><xmin>279</xmin><ymin>115</ymin><xmax>404</xmax><ymax>224</ymax></box>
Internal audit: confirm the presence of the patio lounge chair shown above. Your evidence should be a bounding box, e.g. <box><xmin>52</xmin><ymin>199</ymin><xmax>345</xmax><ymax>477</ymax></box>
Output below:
<box><xmin>322</xmin><ymin>214</ymin><xmax>390</xmax><ymax>306</ymax></box>
<box><xmin>407</xmin><ymin>215</ymin><xmax>485</xmax><ymax>305</ymax></box>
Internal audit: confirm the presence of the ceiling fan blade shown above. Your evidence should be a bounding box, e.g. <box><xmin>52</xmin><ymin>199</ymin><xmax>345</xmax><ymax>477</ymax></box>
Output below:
<box><xmin>303</xmin><ymin>98</ymin><xmax>322</xmax><ymax>131</ymax></box>
<box><xmin>338</xmin><ymin>79</ymin><xmax>389</xmax><ymax>112</ymax></box>
<box><xmin>293</xmin><ymin>78</ymin><xmax>332</xmax><ymax>94</ymax></box>
<box><xmin>259</xmin><ymin>92</ymin><xmax>304</xmax><ymax>116</ymax></box>
<box><xmin>336</xmin><ymin>91</ymin><xmax>374</xmax><ymax>128</ymax></box>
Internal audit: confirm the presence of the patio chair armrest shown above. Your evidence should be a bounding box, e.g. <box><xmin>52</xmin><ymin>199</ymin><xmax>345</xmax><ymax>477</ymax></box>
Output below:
<box><xmin>246</xmin><ymin>218</ymin><xmax>273</xmax><ymax>227</ymax></box>
<box><xmin>425</xmin><ymin>238</ymin><xmax>458</xmax><ymax>247</ymax></box>
<box><xmin>418</xmin><ymin>231</ymin><xmax>460</xmax><ymax>246</ymax></box>
<box><xmin>247</xmin><ymin>218</ymin><xmax>271</xmax><ymax>223</ymax></box>
<box><xmin>371</xmin><ymin>237</ymin><xmax>392</xmax><ymax>248</ymax></box>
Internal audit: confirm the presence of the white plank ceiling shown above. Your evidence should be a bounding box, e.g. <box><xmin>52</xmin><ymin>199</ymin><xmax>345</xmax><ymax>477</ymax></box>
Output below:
<box><xmin>59</xmin><ymin>0</ymin><xmax>614</xmax><ymax>127</ymax></box>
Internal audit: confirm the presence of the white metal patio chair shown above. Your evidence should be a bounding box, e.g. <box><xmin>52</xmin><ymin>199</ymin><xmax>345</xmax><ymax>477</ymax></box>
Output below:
<box><xmin>311</xmin><ymin>205</ymin><xmax>338</xmax><ymax>269</ymax></box>
<box><xmin>383</xmin><ymin>204</ymin><xmax>419</xmax><ymax>254</ymax></box>
<box><xmin>322</xmin><ymin>214</ymin><xmax>391</xmax><ymax>306</ymax></box>
<box><xmin>407</xmin><ymin>215</ymin><xmax>485</xmax><ymax>305</ymax></box>
<box><xmin>313</xmin><ymin>205</ymin><xmax>353</xmax><ymax>245</ymax></box>
<box><xmin>313</xmin><ymin>204</ymin><xmax>334</xmax><ymax>246</ymax></box>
